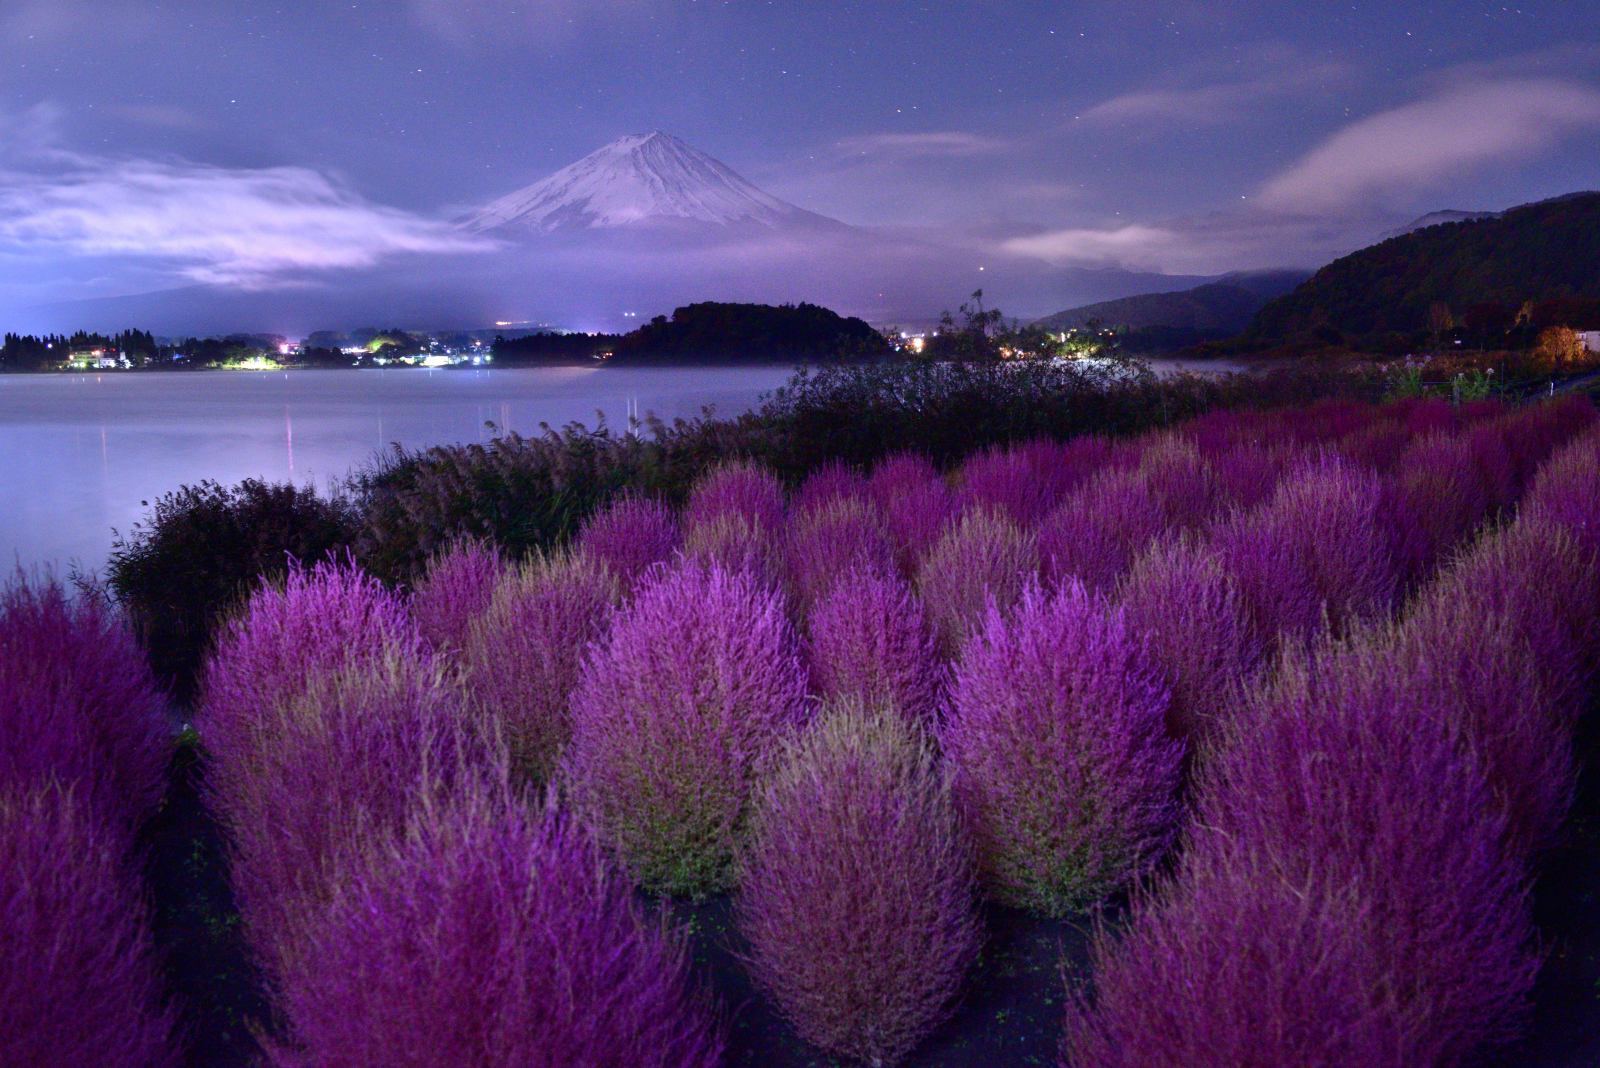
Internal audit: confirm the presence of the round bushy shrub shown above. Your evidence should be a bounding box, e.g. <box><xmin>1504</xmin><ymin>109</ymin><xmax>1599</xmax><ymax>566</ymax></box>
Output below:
<box><xmin>783</xmin><ymin>497</ymin><xmax>896</xmax><ymax>611</ymax></box>
<box><xmin>1036</xmin><ymin>469</ymin><xmax>1165</xmax><ymax>596</ymax></box>
<box><xmin>868</xmin><ymin>453</ymin><xmax>958</xmax><ymax>577</ymax></box>
<box><xmin>806</xmin><ymin>566</ymin><xmax>944</xmax><ymax>724</ymax></box>
<box><xmin>738</xmin><ymin>705</ymin><xmax>981</xmax><ymax>1067</ymax></box>
<box><xmin>943</xmin><ymin>582</ymin><xmax>1181</xmax><ymax>915</ymax></box>
<box><xmin>268</xmin><ymin>800</ymin><xmax>724</xmax><ymax>1068</ymax></box>
<box><xmin>1118</xmin><ymin>536</ymin><xmax>1263</xmax><ymax>747</ymax></box>
<box><xmin>462</xmin><ymin>552</ymin><xmax>618</xmax><ymax>788</ymax></box>
<box><xmin>566</xmin><ymin>560</ymin><xmax>810</xmax><ymax>895</ymax></box>
<box><xmin>682</xmin><ymin>460</ymin><xmax>786</xmax><ymax>533</ymax></box>
<box><xmin>917</xmin><ymin>509</ymin><xmax>1039</xmax><ymax>659</ymax></box>
<box><xmin>408</xmin><ymin>538</ymin><xmax>505</xmax><ymax>653</ymax></box>
<box><xmin>0</xmin><ymin>784</ymin><xmax>178</xmax><ymax>1068</ymax></box>
<box><xmin>575</xmin><ymin>495</ymin><xmax>680</xmax><ymax>591</ymax></box>
<box><xmin>0</xmin><ymin>576</ymin><xmax>171</xmax><ymax>844</ymax></box>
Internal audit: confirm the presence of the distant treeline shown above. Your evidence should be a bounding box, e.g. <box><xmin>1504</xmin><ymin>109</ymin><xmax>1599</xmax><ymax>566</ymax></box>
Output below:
<box><xmin>492</xmin><ymin>332</ymin><xmax>620</xmax><ymax>363</ymax></box>
<box><xmin>609</xmin><ymin>302</ymin><xmax>892</xmax><ymax>364</ymax></box>
<box><xmin>0</xmin><ymin>330</ymin><xmax>295</xmax><ymax>371</ymax></box>
<box><xmin>1243</xmin><ymin>192</ymin><xmax>1600</xmax><ymax>354</ymax></box>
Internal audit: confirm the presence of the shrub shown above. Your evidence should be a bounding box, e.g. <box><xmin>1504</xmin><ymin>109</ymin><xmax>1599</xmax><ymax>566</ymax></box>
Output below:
<box><xmin>212</xmin><ymin>652</ymin><xmax>504</xmax><ymax>985</ymax></box>
<box><xmin>0</xmin><ymin>783</ymin><xmax>178</xmax><ymax>1068</ymax></box>
<box><xmin>0</xmin><ymin>576</ymin><xmax>171</xmax><ymax>843</ymax></box>
<box><xmin>1213</xmin><ymin>452</ymin><xmax>1396</xmax><ymax>651</ymax></box>
<box><xmin>1037</xmin><ymin>469</ymin><xmax>1165</xmax><ymax>595</ymax></box>
<box><xmin>1523</xmin><ymin>427</ymin><xmax>1600</xmax><ymax>555</ymax></box>
<box><xmin>106</xmin><ymin>477</ymin><xmax>359</xmax><ymax>705</ymax></box>
<box><xmin>789</xmin><ymin>460</ymin><xmax>870</xmax><ymax>519</ymax></box>
<box><xmin>1118</xmin><ymin>537</ymin><xmax>1263</xmax><ymax>747</ymax></box>
<box><xmin>917</xmin><ymin>509</ymin><xmax>1039</xmax><ymax>659</ymax></box>
<box><xmin>737</xmin><ymin>705</ymin><xmax>981</xmax><ymax>1066</ymax></box>
<box><xmin>1383</xmin><ymin>431</ymin><xmax>1493</xmax><ymax>586</ymax></box>
<box><xmin>461</xmin><ymin>552</ymin><xmax>618</xmax><ymax>788</ymax></box>
<box><xmin>1070</xmin><ymin>637</ymin><xmax>1540</xmax><ymax>1068</ymax></box>
<box><xmin>869</xmin><ymin>453</ymin><xmax>959</xmax><ymax>577</ymax></box>
<box><xmin>268</xmin><ymin>799</ymin><xmax>723</xmax><ymax>1068</ymax></box>
<box><xmin>575</xmin><ymin>496</ymin><xmax>681</xmax><ymax>592</ymax></box>
<box><xmin>956</xmin><ymin>443</ymin><xmax>1062</xmax><ymax>528</ymax></box>
<box><xmin>805</xmin><ymin>567</ymin><xmax>944</xmax><ymax>724</ymax></box>
<box><xmin>682</xmin><ymin>460</ymin><xmax>786</xmax><ymax>533</ymax></box>
<box><xmin>1136</xmin><ymin>435</ymin><xmax>1219</xmax><ymax>530</ymax></box>
<box><xmin>783</xmin><ymin>497</ymin><xmax>896</xmax><ymax>611</ymax></box>
<box><xmin>408</xmin><ymin>538</ymin><xmax>505</xmax><ymax>653</ymax></box>
<box><xmin>565</xmin><ymin>560</ymin><xmax>810</xmax><ymax>895</ymax></box>
<box><xmin>942</xmin><ymin>582</ymin><xmax>1181</xmax><ymax>915</ymax></box>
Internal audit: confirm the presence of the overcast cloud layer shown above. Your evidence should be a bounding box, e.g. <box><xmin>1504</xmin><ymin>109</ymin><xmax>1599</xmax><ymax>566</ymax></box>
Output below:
<box><xmin>0</xmin><ymin>1</ymin><xmax>1597</xmax><ymax>329</ymax></box>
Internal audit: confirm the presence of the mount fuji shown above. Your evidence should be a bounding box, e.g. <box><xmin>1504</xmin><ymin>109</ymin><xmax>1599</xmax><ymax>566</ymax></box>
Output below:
<box><xmin>463</xmin><ymin>131</ymin><xmax>850</xmax><ymax>238</ymax></box>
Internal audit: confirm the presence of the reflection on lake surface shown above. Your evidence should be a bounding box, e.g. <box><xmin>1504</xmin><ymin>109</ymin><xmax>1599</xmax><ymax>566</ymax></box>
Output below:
<box><xmin>0</xmin><ymin>366</ymin><xmax>795</xmax><ymax>572</ymax></box>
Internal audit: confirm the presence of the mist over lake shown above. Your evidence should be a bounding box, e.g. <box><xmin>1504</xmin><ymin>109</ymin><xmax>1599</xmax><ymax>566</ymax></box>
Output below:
<box><xmin>0</xmin><ymin>365</ymin><xmax>794</xmax><ymax>573</ymax></box>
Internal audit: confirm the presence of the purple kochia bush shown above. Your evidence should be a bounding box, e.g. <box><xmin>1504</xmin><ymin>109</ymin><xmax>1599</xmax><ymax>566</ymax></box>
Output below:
<box><xmin>956</xmin><ymin>443</ymin><xmax>1063</xmax><ymax>528</ymax></box>
<box><xmin>918</xmin><ymin>508</ymin><xmax>1040</xmax><ymax>659</ymax></box>
<box><xmin>682</xmin><ymin>461</ymin><xmax>788</xmax><ymax>581</ymax></box>
<box><xmin>267</xmin><ymin>798</ymin><xmax>724</xmax><ymax>1068</ymax></box>
<box><xmin>783</xmin><ymin>497</ymin><xmax>896</xmax><ymax>611</ymax></box>
<box><xmin>942</xmin><ymin>581</ymin><xmax>1182</xmax><ymax>915</ymax></box>
<box><xmin>215</xmin><ymin>652</ymin><xmax>505</xmax><ymax>985</ymax></box>
<box><xmin>1383</xmin><ymin>431</ymin><xmax>1494</xmax><ymax>586</ymax></box>
<box><xmin>1136</xmin><ymin>435</ymin><xmax>1220</xmax><ymax>531</ymax></box>
<box><xmin>199</xmin><ymin>560</ymin><xmax>502</xmax><ymax>980</ymax></box>
<box><xmin>1036</xmin><ymin>468</ymin><xmax>1166</xmax><ymax>595</ymax></box>
<box><xmin>1212</xmin><ymin>451</ymin><xmax>1396</xmax><ymax>652</ymax></box>
<box><xmin>789</xmin><ymin>460</ymin><xmax>871</xmax><ymax>520</ymax></box>
<box><xmin>867</xmin><ymin>452</ymin><xmax>958</xmax><ymax>576</ymax></box>
<box><xmin>408</xmin><ymin>538</ymin><xmax>505</xmax><ymax>653</ymax></box>
<box><xmin>575</xmin><ymin>495</ymin><xmax>681</xmax><ymax>591</ymax></box>
<box><xmin>461</xmin><ymin>551</ymin><xmax>618</xmax><ymax>788</ymax></box>
<box><xmin>1062</xmin><ymin>559</ymin><xmax>1549</xmax><ymax>1067</ymax></box>
<box><xmin>1524</xmin><ymin>425</ymin><xmax>1600</xmax><ymax>556</ymax></box>
<box><xmin>0</xmin><ymin>576</ymin><xmax>171</xmax><ymax>845</ymax></box>
<box><xmin>0</xmin><ymin>783</ymin><xmax>178</xmax><ymax>1068</ymax></box>
<box><xmin>1118</xmin><ymin>536</ymin><xmax>1263</xmax><ymax>748</ymax></box>
<box><xmin>566</xmin><ymin>559</ymin><xmax>810</xmax><ymax>895</ymax></box>
<box><xmin>805</xmin><ymin>566</ymin><xmax>944</xmax><ymax>724</ymax></box>
<box><xmin>737</xmin><ymin>704</ymin><xmax>982</xmax><ymax>1067</ymax></box>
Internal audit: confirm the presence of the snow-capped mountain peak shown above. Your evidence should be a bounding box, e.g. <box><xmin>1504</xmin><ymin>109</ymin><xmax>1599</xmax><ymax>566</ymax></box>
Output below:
<box><xmin>463</xmin><ymin>131</ymin><xmax>827</xmax><ymax>234</ymax></box>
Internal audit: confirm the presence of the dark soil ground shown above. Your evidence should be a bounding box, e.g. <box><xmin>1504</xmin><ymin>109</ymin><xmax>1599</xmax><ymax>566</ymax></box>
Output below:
<box><xmin>142</xmin><ymin>722</ymin><xmax>1600</xmax><ymax>1068</ymax></box>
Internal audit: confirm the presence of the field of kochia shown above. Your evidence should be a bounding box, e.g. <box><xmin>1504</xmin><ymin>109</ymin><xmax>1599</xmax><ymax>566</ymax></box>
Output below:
<box><xmin>5</xmin><ymin>391</ymin><xmax>1598</xmax><ymax>1068</ymax></box>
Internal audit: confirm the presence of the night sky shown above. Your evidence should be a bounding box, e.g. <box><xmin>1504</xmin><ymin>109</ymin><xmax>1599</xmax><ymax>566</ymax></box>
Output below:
<box><xmin>3</xmin><ymin>1</ymin><xmax>1598</xmax><ymax>330</ymax></box>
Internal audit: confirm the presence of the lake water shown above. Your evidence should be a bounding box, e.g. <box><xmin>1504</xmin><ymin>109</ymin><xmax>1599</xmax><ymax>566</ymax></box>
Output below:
<box><xmin>0</xmin><ymin>366</ymin><xmax>795</xmax><ymax>573</ymax></box>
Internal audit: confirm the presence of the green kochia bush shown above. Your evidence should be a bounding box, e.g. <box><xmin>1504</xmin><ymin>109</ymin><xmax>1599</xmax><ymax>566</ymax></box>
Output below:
<box><xmin>942</xmin><ymin>582</ymin><xmax>1182</xmax><ymax>916</ymax></box>
<box><xmin>566</xmin><ymin>560</ymin><xmax>810</xmax><ymax>896</ymax></box>
<box><xmin>737</xmin><ymin>705</ymin><xmax>982</xmax><ymax>1067</ymax></box>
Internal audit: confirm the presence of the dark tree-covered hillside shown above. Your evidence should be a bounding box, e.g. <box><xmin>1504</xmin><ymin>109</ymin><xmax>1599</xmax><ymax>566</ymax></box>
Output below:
<box><xmin>1246</xmin><ymin>192</ymin><xmax>1600</xmax><ymax>347</ymax></box>
<box><xmin>611</xmin><ymin>302</ymin><xmax>892</xmax><ymax>363</ymax></box>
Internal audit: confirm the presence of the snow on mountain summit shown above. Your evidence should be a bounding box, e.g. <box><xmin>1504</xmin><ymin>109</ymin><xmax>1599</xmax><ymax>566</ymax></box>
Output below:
<box><xmin>463</xmin><ymin>131</ymin><xmax>833</xmax><ymax>234</ymax></box>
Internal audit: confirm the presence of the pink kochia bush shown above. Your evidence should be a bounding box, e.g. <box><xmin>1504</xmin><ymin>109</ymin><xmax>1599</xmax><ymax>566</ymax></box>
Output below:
<box><xmin>0</xmin><ymin>783</ymin><xmax>177</xmax><ymax>1068</ymax></box>
<box><xmin>783</xmin><ymin>496</ymin><xmax>896</xmax><ymax>611</ymax></box>
<box><xmin>737</xmin><ymin>706</ymin><xmax>982</xmax><ymax>1067</ymax></box>
<box><xmin>868</xmin><ymin>452</ymin><xmax>958</xmax><ymax>575</ymax></box>
<box><xmin>576</xmin><ymin>495</ymin><xmax>681</xmax><ymax>590</ymax></box>
<box><xmin>942</xmin><ymin>582</ymin><xmax>1182</xmax><ymax>915</ymax></box>
<box><xmin>1036</xmin><ymin>468</ymin><xmax>1165</xmax><ymax>595</ymax></box>
<box><xmin>805</xmin><ymin>566</ymin><xmax>944</xmax><ymax>724</ymax></box>
<box><xmin>0</xmin><ymin>576</ymin><xmax>171</xmax><ymax>843</ymax></box>
<box><xmin>917</xmin><ymin>508</ymin><xmax>1039</xmax><ymax>658</ymax></box>
<box><xmin>1118</xmin><ymin>536</ymin><xmax>1263</xmax><ymax>747</ymax></box>
<box><xmin>461</xmin><ymin>551</ymin><xmax>618</xmax><ymax>788</ymax></box>
<box><xmin>1063</xmin><ymin>646</ymin><xmax>1538</xmax><ymax>1068</ymax></box>
<box><xmin>682</xmin><ymin>461</ymin><xmax>788</xmax><ymax>581</ymax></box>
<box><xmin>408</xmin><ymin>538</ymin><xmax>505</xmax><ymax>653</ymax></box>
<box><xmin>268</xmin><ymin>800</ymin><xmax>723</xmax><ymax>1068</ymax></box>
<box><xmin>566</xmin><ymin>560</ymin><xmax>810</xmax><ymax>895</ymax></box>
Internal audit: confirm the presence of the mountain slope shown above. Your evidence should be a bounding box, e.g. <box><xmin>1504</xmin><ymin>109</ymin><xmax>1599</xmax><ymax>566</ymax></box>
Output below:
<box><xmin>462</xmin><ymin>131</ymin><xmax>844</xmax><ymax>236</ymax></box>
<box><xmin>1032</xmin><ymin>271</ymin><xmax>1310</xmax><ymax>333</ymax></box>
<box><xmin>1247</xmin><ymin>192</ymin><xmax>1600</xmax><ymax>343</ymax></box>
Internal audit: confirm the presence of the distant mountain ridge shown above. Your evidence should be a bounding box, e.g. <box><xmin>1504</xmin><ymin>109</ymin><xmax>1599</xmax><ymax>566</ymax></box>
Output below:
<box><xmin>1031</xmin><ymin>270</ymin><xmax>1311</xmax><ymax>334</ymax></box>
<box><xmin>1247</xmin><ymin>191</ymin><xmax>1600</xmax><ymax>345</ymax></box>
<box><xmin>462</xmin><ymin>131</ymin><xmax>847</xmax><ymax>236</ymax></box>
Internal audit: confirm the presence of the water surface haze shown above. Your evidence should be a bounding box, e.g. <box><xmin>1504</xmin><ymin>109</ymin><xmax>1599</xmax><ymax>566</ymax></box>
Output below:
<box><xmin>0</xmin><ymin>366</ymin><xmax>794</xmax><ymax>573</ymax></box>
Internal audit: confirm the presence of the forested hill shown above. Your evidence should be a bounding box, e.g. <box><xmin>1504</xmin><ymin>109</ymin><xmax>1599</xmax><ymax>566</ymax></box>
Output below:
<box><xmin>610</xmin><ymin>302</ymin><xmax>891</xmax><ymax>363</ymax></box>
<box><xmin>1246</xmin><ymin>192</ymin><xmax>1600</xmax><ymax>347</ymax></box>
